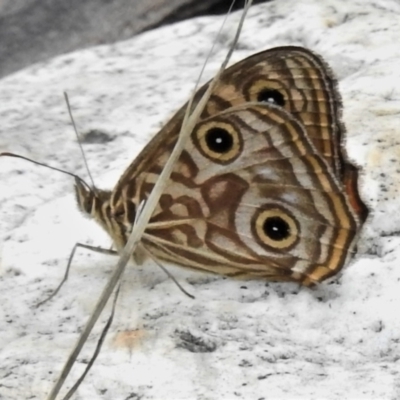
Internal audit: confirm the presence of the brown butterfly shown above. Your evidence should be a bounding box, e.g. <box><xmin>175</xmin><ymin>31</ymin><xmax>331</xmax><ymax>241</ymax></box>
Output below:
<box><xmin>76</xmin><ymin>46</ymin><xmax>368</xmax><ymax>287</ymax></box>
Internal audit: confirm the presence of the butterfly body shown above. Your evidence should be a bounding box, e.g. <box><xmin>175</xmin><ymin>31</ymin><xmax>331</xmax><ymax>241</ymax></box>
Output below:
<box><xmin>76</xmin><ymin>46</ymin><xmax>367</xmax><ymax>287</ymax></box>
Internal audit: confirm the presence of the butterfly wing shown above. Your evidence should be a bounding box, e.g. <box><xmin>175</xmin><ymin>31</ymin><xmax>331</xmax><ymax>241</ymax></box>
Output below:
<box><xmin>141</xmin><ymin>104</ymin><xmax>360</xmax><ymax>286</ymax></box>
<box><xmin>111</xmin><ymin>46</ymin><xmax>367</xmax><ymax>225</ymax></box>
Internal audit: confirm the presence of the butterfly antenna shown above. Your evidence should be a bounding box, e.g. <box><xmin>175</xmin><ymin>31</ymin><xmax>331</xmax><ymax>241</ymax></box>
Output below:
<box><xmin>63</xmin><ymin>92</ymin><xmax>97</xmax><ymax>194</ymax></box>
<box><xmin>0</xmin><ymin>152</ymin><xmax>92</xmax><ymax>191</ymax></box>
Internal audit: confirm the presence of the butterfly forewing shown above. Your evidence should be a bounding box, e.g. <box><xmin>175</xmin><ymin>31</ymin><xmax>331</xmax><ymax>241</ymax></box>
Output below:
<box><xmin>110</xmin><ymin>46</ymin><xmax>367</xmax><ymax>224</ymax></box>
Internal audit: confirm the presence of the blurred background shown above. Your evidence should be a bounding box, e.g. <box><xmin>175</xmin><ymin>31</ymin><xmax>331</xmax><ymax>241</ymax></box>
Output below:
<box><xmin>0</xmin><ymin>0</ymin><xmax>272</xmax><ymax>78</ymax></box>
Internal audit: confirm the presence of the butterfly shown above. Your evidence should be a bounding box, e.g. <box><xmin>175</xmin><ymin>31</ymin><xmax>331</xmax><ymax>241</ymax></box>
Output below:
<box><xmin>75</xmin><ymin>46</ymin><xmax>368</xmax><ymax>288</ymax></box>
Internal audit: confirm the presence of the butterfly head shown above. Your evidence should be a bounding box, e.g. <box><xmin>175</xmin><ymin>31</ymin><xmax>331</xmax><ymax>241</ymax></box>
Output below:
<box><xmin>74</xmin><ymin>178</ymin><xmax>116</xmax><ymax>237</ymax></box>
<box><xmin>74</xmin><ymin>176</ymin><xmax>110</xmax><ymax>219</ymax></box>
<box><xmin>74</xmin><ymin>177</ymin><xmax>137</xmax><ymax>251</ymax></box>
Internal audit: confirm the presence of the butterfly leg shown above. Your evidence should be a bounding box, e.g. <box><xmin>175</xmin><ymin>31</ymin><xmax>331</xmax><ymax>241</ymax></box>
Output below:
<box><xmin>35</xmin><ymin>242</ymin><xmax>118</xmax><ymax>307</ymax></box>
<box><xmin>140</xmin><ymin>244</ymin><xmax>195</xmax><ymax>299</ymax></box>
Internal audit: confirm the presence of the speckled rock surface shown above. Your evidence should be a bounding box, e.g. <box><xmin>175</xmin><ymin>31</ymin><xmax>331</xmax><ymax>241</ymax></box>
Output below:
<box><xmin>1</xmin><ymin>0</ymin><xmax>400</xmax><ymax>399</ymax></box>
